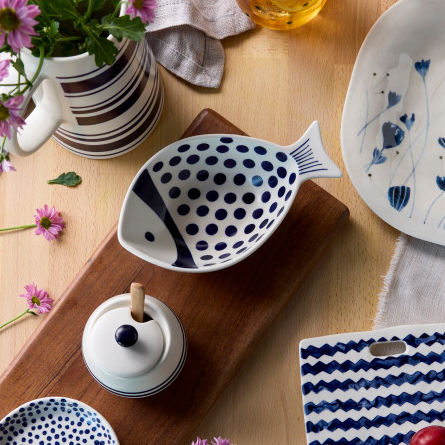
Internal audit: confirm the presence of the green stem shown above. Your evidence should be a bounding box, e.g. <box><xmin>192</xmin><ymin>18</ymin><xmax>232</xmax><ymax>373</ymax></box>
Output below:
<box><xmin>113</xmin><ymin>1</ymin><xmax>125</xmax><ymax>17</ymax></box>
<box><xmin>0</xmin><ymin>309</ymin><xmax>35</xmax><ymax>330</ymax></box>
<box><xmin>0</xmin><ymin>224</ymin><xmax>36</xmax><ymax>232</ymax></box>
<box><xmin>19</xmin><ymin>46</ymin><xmax>45</xmax><ymax>95</ymax></box>
<box><xmin>85</xmin><ymin>0</ymin><xmax>94</xmax><ymax>20</ymax></box>
<box><xmin>1</xmin><ymin>136</ymin><xmax>5</xmax><ymax>155</ymax></box>
<box><xmin>57</xmin><ymin>36</ymin><xmax>82</xmax><ymax>42</ymax></box>
<box><xmin>1</xmin><ymin>83</ymin><xmax>29</xmax><ymax>87</ymax></box>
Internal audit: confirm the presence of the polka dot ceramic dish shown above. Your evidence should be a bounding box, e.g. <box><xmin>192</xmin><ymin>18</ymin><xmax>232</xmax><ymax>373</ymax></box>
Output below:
<box><xmin>0</xmin><ymin>397</ymin><xmax>119</xmax><ymax>445</ymax></box>
<box><xmin>118</xmin><ymin>122</ymin><xmax>342</xmax><ymax>272</ymax></box>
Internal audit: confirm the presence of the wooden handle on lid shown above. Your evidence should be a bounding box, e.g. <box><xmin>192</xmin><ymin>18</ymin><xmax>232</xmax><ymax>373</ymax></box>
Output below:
<box><xmin>130</xmin><ymin>282</ymin><xmax>145</xmax><ymax>322</ymax></box>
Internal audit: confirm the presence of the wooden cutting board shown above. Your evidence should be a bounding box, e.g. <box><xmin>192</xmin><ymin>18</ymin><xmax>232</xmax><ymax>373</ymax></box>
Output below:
<box><xmin>0</xmin><ymin>109</ymin><xmax>349</xmax><ymax>445</ymax></box>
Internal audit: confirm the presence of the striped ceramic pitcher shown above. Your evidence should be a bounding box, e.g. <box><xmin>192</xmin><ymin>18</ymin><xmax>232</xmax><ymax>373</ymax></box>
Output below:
<box><xmin>5</xmin><ymin>37</ymin><xmax>163</xmax><ymax>159</ymax></box>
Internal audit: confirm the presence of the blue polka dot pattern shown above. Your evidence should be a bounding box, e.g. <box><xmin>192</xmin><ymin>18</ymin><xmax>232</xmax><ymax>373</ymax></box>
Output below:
<box><xmin>252</xmin><ymin>175</ymin><xmax>263</xmax><ymax>187</ymax></box>
<box><xmin>153</xmin><ymin>161</ymin><xmax>163</xmax><ymax>172</ymax></box>
<box><xmin>215</xmin><ymin>242</ymin><xmax>227</xmax><ymax>251</ymax></box>
<box><xmin>215</xmin><ymin>209</ymin><xmax>227</xmax><ymax>220</ymax></box>
<box><xmin>188</xmin><ymin>188</ymin><xmax>201</xmax><ymax>199</ymax></box>
<box><xmin>277</xmin><ymin>167</ymin><xmax>287</xmax><ymax>178</ymax></box>
<box><xmin>196</xmin><ymin>170</ymin><xmax>209</xmax><ymax>181</ymax></box>
<box><xmin>0</xmin><ymin>398</ymin><xmax>117</xmax><ymax>445</ymax></box>
<box><xmin>142</xmin><ymin>133</ymin><xmax>306</xmax><ymax>270</ymax></box>
<box><xmin>186</xmin><ymin>224</ymin><xmax>199</xmax><ymax>235</ymax></box>
<box><xmin>262</xmin><ymin>191</ymin><xmax>271</xmax><ymax>203</ymax></box>
<box><xmin>161</xmin><ymin>173</ymin><xmax>172</xmax><ymax>184</ymax></box>
<box><xmin>234</xmin><ymin>174</ymin><xmax>246</xmax><ymax>186</ymax></box>
<box><xmin>177</xmin><ymin>204</ymin><xmax>189</xmax><ymax>215</ymax></box>
<box><xmin>261</xmin><ymin>161</ymin><xmax>273</xmax><ymax>171</ymax></box>
<box><xmin>187</xmin><ymin>154</ymin><xmax>199</xmax><ymax>164</ymax></box>
<box><xmin>268</xmin><ymin>176</ymin><xmax>278</xmax><ymax>188</ymax></box>
<box><xmin>196</xmin><ymin>205</ymin><xmax>209</xmax><ymax>216</ymax></box>
<box><xmin>234</xmin><ymin>208</ymin><xmax>246</xmax><ymax>219</ymax></box>
<box><xmin>206</xmin><ymin>156</ymin><xmax>218</xmax><ymax>165</ymax></box>
<box><xmin>224</xmin><ymin>193</ymin><xmax>237</xmax><ymax>204</ymax></box>
<box><xmin>242</xmin><ymin>193</ymin><xmax>255</xmax><ymax>204</ymax></box>
<box><xmin>206</xmin><ymin>190</ymin><xmax>219</xmax><ymax>202</ymax></box>
<box><xmin>225</xmin><ymin>226</ymin><xmax>237</xmax><ymax>237</ymax></box>
<box><xmin>206</xmin><ymin>224</ymin><xmax>218</xmax><ymax>235</ymax></box>
<box><xmin>214</xmin><ymin>173</ymin><xmax>226</xmax><ymax>185</ymax></box>
<box><xmin>178</xmin><ymin>169</ymin><xmax>190</xmax><ymax>180</ymax></box>
<box><xmin>243</xmin><ymin>159</ymin><xmax>255</xmax><ymax>169</ymax></box>
<box><xmin>245</xmin><ymin>224</ymin><xmax>255</xmax><ymax>234</ymax></box>
<box><xmin>276</xmin><ymin>151</ymin><xmax>287</xmax><ymax>162</ymax></box>
<box><xmin>236</xmin><ymin>145</ymin><xmax>248</xmax><ymax>153</ymax></box>
<box><xmin>169</xmin><ymin>156</ymin><xmax>181</xmax><ymax>166</ymax></box>
<box><xmin>224</xmin><ymin>159</ymin><xmax>236</xmax><ymax>168</ymax></box>
<box><xmin>145</xmin><ymin>232</ymin><xmax>155</xmax><ymax>242</ymax></box>
<box><xmin>196</xmin><ymin>241</ymin><xmax>208</xmax><ymax>251</ymax></box>
<box><xmin>169</xmin><ymin>187</ymin><xmax>181</xmax><ymax>199</ymax></box>
<box><xmin>197</xmin><ymin>143</ymin><xmax>209</xmax><ymax>151</ymax></box>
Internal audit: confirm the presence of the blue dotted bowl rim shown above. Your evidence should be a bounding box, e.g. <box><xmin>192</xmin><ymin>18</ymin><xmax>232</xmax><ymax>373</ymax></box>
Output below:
<box><xmin>0</xmin><ymin>396</ymin><xmax>120</xmax><ymax>445</ymax></box>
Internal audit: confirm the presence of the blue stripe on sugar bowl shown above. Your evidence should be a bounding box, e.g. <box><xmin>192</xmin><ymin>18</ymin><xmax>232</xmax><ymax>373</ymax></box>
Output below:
<box><xmin>53</xmin><ymin>38</ymin><xmax>164</xmax><ymax>159</ymax></box>
<box><xmin>299</xmin><ymin>325</ymin><xmax>445</xmax><ymax>445</ymax></box>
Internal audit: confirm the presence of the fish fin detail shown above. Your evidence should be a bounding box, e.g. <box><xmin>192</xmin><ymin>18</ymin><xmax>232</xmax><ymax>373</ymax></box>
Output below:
<box><xmin>288</xmin><ymin>121</ymin><xmax>342</xmax><ymax>182</ymax></box>
<box><xmin>133</xmin><ymin>169</ymin><xmax>198</xmax><ymax>269</ymax></box>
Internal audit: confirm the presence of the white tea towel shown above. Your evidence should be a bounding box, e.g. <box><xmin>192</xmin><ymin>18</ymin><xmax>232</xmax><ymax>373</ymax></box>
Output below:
<box><xmin>374</xmin><ymin>234</ymin><xmax>445</xmax><ymax>329</ymax></box>
<box><xmin>146</xmin><ymin>0</ymin><xmax>255</xmax><ymax>88</ymax></box>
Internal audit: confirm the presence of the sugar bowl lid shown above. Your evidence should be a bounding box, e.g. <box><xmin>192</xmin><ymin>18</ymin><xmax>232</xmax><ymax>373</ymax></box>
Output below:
<box><xmin>82</xmin><ymin>283</ymin><xmax>187</xmax><ymax>398</ymax></box>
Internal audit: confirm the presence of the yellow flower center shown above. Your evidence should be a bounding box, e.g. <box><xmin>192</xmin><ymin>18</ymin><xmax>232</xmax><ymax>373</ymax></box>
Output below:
<box><xmin>0</xmin><ymin>8</ymin><xmax>20</xmax><ymax>32</ymax></box>
<box><xmin>31</xmin><ymin>296</ymin><xmax>41</xmax><ymax>306</ymax></box>
<box><xmin>40</xmin><ymin>216</ymin><xmax>52</xmax><ymax>230</ymax></box>
<box><xmin>133</xmin><ymin>0</ymin><xmax>144</xmax><ymax>9</ymax></box>
<box><xmin>0</xmin><ymin>104</ymin><xmax>9</xmax><ymax>121</ymax></box>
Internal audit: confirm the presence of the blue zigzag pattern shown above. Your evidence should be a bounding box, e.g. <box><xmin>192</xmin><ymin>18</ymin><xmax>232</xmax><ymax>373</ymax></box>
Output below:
<box><xmin>306</xmin><ymin>408</ymin><xmax>445</xmax><ymax>433</ymax></box>
<box><xmin>308</xmin><ymin>431</ymin><xmax>415</xmax><ymax>445</ymax></box>
<box><xmin>304</xmin><ymin>387</ymin><xmax>445</xmax><ymax>415</ymax></box>
<box><xmin>301</xmin><ymin>331</ymin><xmax>445</xmax><ymax>360</ymax></box>
<box><xmin>301</xmin><ymin>350</ymin><xmax>445</xmax><ymax>376</ymax></box>
<box><xmin>302</xmin><ymin>369</ymin><xmax>445</xmax><ymax>396</ymax></box>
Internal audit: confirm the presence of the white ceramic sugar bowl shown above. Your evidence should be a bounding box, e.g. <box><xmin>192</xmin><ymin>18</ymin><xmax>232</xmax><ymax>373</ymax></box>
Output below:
<box><xmin>82</xmin><ymin>285</ymin><xmax>186</xmax><ymax>398</ymax></box>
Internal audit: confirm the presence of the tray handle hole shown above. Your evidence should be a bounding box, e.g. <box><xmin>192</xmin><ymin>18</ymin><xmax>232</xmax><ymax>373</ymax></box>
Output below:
<box><xmin>369</xmin><ymin>340</ymin><xmax>406</xmax><ymax>357</ymax></box>
<box><xmin>131</xmin><ymin>312</ymin><xmax>153</xmax><ymax>323</ymax></box>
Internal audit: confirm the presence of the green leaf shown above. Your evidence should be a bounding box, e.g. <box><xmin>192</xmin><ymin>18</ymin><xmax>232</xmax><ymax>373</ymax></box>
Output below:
<box><xmin>11</xmin><ymin>58</ymin><xmax>25</xmax><ymax>77</ymax></box>
<box><xmin>47</xmin><ymin>172</ymin><xmax>82</xmax><ymax>187</ymax></box>
<box><xmin>85</xmin><ymin>32</ymin><xmax>118</xmax><ymax>66</ymax></box>
<box><xmin>43</xmin><ymin>0</ymin><xmax>80</xmax><ymax>20</ymax></box>
<box><xmin>100</xmin><ymin>15</ymin><xmax>145</xmax><ymax>42</ymax></box>
<box><xmin>89</xmin><ymin>0</ymin><xmax>106</xmax><ymax>13</ymax></box>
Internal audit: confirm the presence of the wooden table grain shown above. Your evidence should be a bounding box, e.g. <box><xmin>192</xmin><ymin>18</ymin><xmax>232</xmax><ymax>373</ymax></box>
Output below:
<box><xmin>0</xmin><ymin>1</ymin><xmax>399</xmax><ymax>444</ymax></box>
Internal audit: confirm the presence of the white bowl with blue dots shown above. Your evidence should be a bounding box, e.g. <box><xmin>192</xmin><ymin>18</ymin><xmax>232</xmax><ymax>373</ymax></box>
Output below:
<box><xmin>118</xmin><ymin>121</ymin><xmax>342</xmax><ymax>272</ymax></box>
<box><xmin>0</xmin><ymin>397</ymin><xmax>119</xmax><ymax>445</ymax></box>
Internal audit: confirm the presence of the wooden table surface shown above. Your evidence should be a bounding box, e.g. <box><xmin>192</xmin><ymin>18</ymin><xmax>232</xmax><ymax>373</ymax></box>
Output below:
<box><xmin>0</xmin><ymin>1</ymin><xmax>399</xmax><ymax>444</ymax></box>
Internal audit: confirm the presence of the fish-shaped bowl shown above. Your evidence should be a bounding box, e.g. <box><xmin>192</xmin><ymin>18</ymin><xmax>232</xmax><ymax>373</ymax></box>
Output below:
<box><xmin>118</xmin><ymin>121</ymin><xmax>342</xmax><ymax>272</ymax></box>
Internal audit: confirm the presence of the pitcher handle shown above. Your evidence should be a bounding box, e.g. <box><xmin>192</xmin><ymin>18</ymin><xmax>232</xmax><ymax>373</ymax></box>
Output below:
<box><xmin>6</xmin><ymin>78</ymin><xmax>63</xmax><ymax>157</ymax></box>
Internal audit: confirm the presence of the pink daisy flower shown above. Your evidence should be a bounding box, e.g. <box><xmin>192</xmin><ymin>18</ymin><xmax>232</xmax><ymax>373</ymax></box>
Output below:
<box><xmin>0</xmin><ymin>155</ymin><xmax>15</xmax><ymax>172</ymax></box>
<box><xmin>0</xmin><ymin>59</ymin><xmax>9</xmax><ymax>82</ymax></box>
<box><xmin>192</xmin><ymin>439</ymin><xmax>208</xmax><ymax>445</ymax></box>
<box><xmin>34</xmin><ymin>204</ymin><xmax>65</xmax><ymax>241</ymax></box>
<box><xmin>211</xmin><ymin>439</ymin><xmax>235</xmax><ymax>445</ymax></box>
<box><xmin>126</xmin><ymin>0</ymin><xmax>157</xmax><ymax>24</ymax></box>
<box><xmin>0</xmin><ymin>94</ymin><xmax>25</xmax><ymax>139</ymax></box>
<box><xmin>0</xmin><ymin>0</ymin><xmax>40</xmax><ymax>53</ymax></box>
<box><xmin>20</xmin><ymin>282</ymin><xmax>53</xmax><ymax>314</ymax></box>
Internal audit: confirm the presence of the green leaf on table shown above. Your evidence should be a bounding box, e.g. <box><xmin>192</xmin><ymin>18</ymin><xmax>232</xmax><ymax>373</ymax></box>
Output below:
<box><xmin>86</xmin><ymin>33</ymin><xmax>118</xmax><ymax>66</ymax></box>
<box><xmin>47</xmin><ymin>172</ymin><xmax>82</xmax><ymax>187</ymax></box>
<box><xmin>101</xmin><ymin>15</ymin><xmax>145</xmax><ymax>42</ymax></box>
<box><xmin>11</xmin><ymin>58</ymin><xmax>25</xmax><ymax>77</ymax></box>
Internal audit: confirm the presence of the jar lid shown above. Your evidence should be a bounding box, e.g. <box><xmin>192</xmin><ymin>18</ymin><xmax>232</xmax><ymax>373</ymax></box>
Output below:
<box><xmin>90</xmin><ymin>307</ymin><xmax>164</xmax><ymax>378</ymax></box>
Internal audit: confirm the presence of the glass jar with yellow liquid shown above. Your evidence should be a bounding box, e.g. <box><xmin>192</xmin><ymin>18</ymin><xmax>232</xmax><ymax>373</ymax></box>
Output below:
<box><xmin>236</xmin><ymin>0</ymin><xmax>327</xmax><ymax>30</ymax></box>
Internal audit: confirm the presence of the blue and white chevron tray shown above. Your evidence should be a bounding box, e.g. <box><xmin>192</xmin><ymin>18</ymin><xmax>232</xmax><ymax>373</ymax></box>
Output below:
<box><xmin>300</xmin><ymin>324</ymin><xmax>445</xmax><ymax>445</ymax></box>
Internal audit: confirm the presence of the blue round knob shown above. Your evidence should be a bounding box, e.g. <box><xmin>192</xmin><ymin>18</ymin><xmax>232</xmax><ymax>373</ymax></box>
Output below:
<box><xmin>115</xmin><ymin>324</ymin><xmax>138</xmax><ymax>347</ymax></box>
